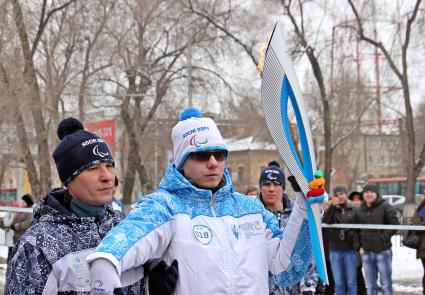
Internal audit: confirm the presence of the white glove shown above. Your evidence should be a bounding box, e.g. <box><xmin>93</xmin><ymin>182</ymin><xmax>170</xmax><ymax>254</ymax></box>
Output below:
<box><xmin>90</xmin><ymin>258</ymin><xmax>121</xmax><ymax>295</ymax></box>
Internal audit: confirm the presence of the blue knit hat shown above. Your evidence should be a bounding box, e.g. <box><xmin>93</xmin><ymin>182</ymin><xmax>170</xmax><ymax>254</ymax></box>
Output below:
<box><xmin>259</xmin><ymin>161</ymin><xmax>286</xmax><ymax>187</ymax></box>
<box><xmin>171</xmin><ymin>108</ymin><xmax>228</xmax><ymax>169</ymax></box>
<box><xmin>52</xmin><ymin>117</ymin><xmax>114</xmax><ymax>186</ymax></box>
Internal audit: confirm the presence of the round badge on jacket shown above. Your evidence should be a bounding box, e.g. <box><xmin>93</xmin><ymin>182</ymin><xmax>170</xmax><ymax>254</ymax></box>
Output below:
<box><xmin>193</xmin><ymin>225</ymin><xmax>212</xmax><ymax>245</ymax></box>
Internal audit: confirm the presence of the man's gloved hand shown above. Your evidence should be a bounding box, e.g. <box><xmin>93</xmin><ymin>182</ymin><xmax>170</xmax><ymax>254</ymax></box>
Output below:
<box><xmin>287</xmin><ymin>175</ymin><xmax>301</xmax><ymax>192</ymax></box>
<box><xmin>89</xmin><ymin>258</ymin><xmax>121</xmax><ymax>295</ymax></box>
<box><xmin>147</xmin><ymin>259</ymin><xmax>179</xmax><ymax>295</ymax></box>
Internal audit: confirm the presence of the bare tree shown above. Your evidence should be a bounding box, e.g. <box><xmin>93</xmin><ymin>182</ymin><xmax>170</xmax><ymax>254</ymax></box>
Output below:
<box><xmin>278</xmin><ymin>0</ymin><xmax>340</xmax><ymax>191</ymax></box>
<box><xmin>0</xmin><ymin>0</ymin><xmax>76</xmax><ymax>199</ymax></box>
<box><xmin>347</xmin><ymin>0</ymin><xmax>424</xmax><ymax>216</ymax></box>
<box><xmin>103</xmin><ymin>0</ymin><xmax>227</xmax><ymax>204</ymax></box>
<box><xmin>184</xmin><ymin>0</ymin><xmax>374</xmax><ymax>190</ymax></box>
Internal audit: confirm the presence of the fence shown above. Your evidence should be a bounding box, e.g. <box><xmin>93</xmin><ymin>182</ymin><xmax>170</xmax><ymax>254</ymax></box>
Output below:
<box><xmin>0</xmin><ymin>205</ymin><xmax>424</xmax><ymax>246</ymax></box>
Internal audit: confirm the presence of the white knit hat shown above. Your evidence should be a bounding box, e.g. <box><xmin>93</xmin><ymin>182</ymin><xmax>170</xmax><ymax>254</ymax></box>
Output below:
<box><xmin>172</xmin><ymin>108</ymin><xmax>228</xmax><ymax>169</ymax></box>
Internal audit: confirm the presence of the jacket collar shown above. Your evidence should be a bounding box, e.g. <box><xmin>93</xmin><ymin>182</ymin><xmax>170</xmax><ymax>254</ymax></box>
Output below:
<box><xmin>361</xmin><ymin>195</ymin><xmax>384</xmax><ymax>209</ymax></box>
<box><xmin>34</xmin><ymin>188</ymin><xmax>117</xmax><ymax>225</ymax></box>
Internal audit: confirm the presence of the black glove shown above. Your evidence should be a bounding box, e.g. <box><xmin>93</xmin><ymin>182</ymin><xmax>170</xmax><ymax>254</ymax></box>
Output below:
<box><xmin>148</xmin><ymin>260</ymin><xmax>179</xmax><ymax>295</ymax></box>
<box><xmin>287</xmin><ymin>176</ymin><xmax>301</xmax><ymax>192</ymax></box>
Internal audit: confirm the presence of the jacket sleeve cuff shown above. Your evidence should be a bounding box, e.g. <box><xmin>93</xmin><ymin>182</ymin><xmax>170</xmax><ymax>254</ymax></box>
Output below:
<box><xmin>87</xmin><ymin>252</ymin><xmax>122</xmax><ymax>276</ymax></box>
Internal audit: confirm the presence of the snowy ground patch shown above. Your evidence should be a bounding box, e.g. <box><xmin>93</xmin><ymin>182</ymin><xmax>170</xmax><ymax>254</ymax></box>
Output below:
<box><xmin>391</xmin><ymin>236</ymin><xmax>422</xmax><ymax>293</ymax></box>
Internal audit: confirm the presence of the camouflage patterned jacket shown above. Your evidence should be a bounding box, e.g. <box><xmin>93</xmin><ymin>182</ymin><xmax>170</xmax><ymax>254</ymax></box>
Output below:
<box><xmin>4</xmin><ymin>188</ymin><xmax>143</xmax><ymax>295</ymax></box>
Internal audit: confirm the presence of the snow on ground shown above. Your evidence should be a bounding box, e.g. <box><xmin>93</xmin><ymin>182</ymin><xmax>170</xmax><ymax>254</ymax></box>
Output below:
<box><xmin>391</xmin><ymin>237</ymin><xmax>422</xmax><ymax>293</ymax></box>
<box><xmin>0</xmin><ymin>237</ymin><xmax>422</xmax><ymax>293</ymax></box>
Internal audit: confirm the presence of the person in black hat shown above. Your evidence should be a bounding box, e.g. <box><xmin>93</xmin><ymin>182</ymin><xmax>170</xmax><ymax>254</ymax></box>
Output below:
<box><xmin>348</xmin><ymin>191</ymin><xmax>363</xmax><ymax>208</ymax></box>
<box><xmin>9</xmin><ymin>194</ymin><xmax>34</xmax><ymax>244</ymax></box>
<box><xmin>347</xmin><ymin>190</ymin><xmax>367</xmax><ymax>295</ymax></box>
<box><xmin>323</xmin><ymin>186</ymin><xmax>359</xmax><ymax>295</ymax></box>
<box><xmin>354</xmin><ymin>183</ymin><xmax>399</xmax><ymax>295</ymax></box>
<box><xmin>5</xmin><ymin>117</ymin><xmax>177</xmax><ymax>295</ymax></box>
<box><xmin>259</xmin><ymin>161</ymin><xmax>288</xmax><ymax>213</ymax></box>
<box><xmin>259</xmin><ymin>161</ymin><xmax>319</xmax><ymax>295</ymax></box>
<box><xmin>21</xmin><ymin>193</ymin><xmax>34</xmax><ymax>207</ymax></box>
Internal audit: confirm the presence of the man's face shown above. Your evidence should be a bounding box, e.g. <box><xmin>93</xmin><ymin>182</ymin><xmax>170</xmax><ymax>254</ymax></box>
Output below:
<box><xmin>335</xmin><ymin>191</ymin><xmax>347</xmax><ymax>205</ymax></box>
<box><xmin>261</xmin><ymin>182</ymin><xmax>283</xmax><ymax>209</ymax></box>
<box><xmin>67</xmin><ymin>163</ymin><xmax>115</xmax><ymax>206</ymax></box>
<box><xmin>20</xmin><ymin>199</ymin><xmax>27</xmax><ymax>207</ymax></box>
<box><xmin>363</xmin><ymin>190</ymin><xmax>378</xmax><ymax>205</ymax></box>
<box><xmin>182</xmin><ymin>150</ymin><xmax>226</xmax><ymax>189</ymax></box>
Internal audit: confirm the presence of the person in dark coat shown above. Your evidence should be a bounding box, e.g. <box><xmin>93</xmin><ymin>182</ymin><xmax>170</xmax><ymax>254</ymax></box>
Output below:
<box><xmin>348</xmin><ymin>191</ymin><xmax>367</xmax><ymax>295</ymax></box>
<box><xmin>349</xmin><ymin>191</ymin><xmax>363</xmax><ymax>209</ymax></box>
<box><xmin>5</xmin><ymin>117</ymin><xmax>177</xmax><ymax>295</ymax></box>
<box><xmin>323</xmin><ymin>186</ymin><xmax>359</xmax><ymax>295</ymax></box>
<box><xmin>354</xmin><ymin>183</ymin><xmax>399</xmax><ymax>295</ymax></box>
<box><xmin>9</xmin><ymin>194</ymin><xmax>34</xmax><ymax>243</ymax></box>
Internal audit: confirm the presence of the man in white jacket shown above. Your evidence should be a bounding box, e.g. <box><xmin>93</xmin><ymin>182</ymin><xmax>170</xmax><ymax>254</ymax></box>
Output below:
<box><xmin>88</xmin><ymin>108</ymin><xmax>326</xmax><ymax>295</ymax></box>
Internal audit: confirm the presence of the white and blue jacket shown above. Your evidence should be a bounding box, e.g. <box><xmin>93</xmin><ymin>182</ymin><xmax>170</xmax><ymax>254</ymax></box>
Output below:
<box><xmin>87</xmin><ymin>165</ymin><xmax>312</xmax><ymax>294</ymax></box>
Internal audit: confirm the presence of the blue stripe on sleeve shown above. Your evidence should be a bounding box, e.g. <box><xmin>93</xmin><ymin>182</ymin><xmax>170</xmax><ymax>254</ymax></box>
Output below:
<box><xmin>96</xmin><ymin>192</ymin><xmax>175</xmax><ymax>260</ymax></box>
<box><xmin>270</xmin><ymin>219</ymin><xmax>311</xmax><ymax>287</ymax></box>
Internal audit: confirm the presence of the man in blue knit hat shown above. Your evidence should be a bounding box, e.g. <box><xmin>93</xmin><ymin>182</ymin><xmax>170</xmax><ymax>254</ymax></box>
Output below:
<box><xmin>5</xmin><ymin>117</ymin><xmax>177</xmax><ymax>295</ymax></box>
<box><xmin>87</xmin><ymin>108</ymin><xmax>327</xmax><ymax>295</ymax></box>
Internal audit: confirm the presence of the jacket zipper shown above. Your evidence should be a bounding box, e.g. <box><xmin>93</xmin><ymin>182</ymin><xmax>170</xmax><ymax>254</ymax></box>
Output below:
<box><xmin>209</xmin><ymin>191</ymin><xmax>217</xmax><ymax>217</ymax></box>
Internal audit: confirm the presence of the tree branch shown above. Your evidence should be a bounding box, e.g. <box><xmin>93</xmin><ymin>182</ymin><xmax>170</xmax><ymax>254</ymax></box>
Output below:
<box><xmin>331</xmin><ymin>98</ymin><xmax>374</xmax><ymax>151</ymax></box>
<box><xmin>31</xmin><ymin>0</ymin><xmax>77</xmax><ymax>57</ymax></box>
<box><xmin>187</xmin><ymin>0</ymin><xmax>257</xmax><ymax>66</ymax></box>
<box><xmin>346</xmin><ymin>0</ymin><xmax>403</xmax><ymax>81</ymax></box>
<box><xmin>401</xmin><ymin>0</ymin><xmax>422</xmax><ymax>76</ymax></box>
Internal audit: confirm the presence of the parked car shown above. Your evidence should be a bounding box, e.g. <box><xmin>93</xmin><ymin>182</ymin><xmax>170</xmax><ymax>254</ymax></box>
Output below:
<box><xmin>391</xmin><ymin>194</ymin><xmax>424</xmax><ymax>217</ymax></box>
<box><xmin>382</xmin><ymin>195</ymin><xmax>405</xmax><ymax>205</ymax></box>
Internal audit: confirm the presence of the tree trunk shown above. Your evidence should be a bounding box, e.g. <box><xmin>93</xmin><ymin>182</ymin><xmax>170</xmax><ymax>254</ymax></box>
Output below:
<box><xmin>12</xmin><ymin>0</ymin><xmax>51</xmax><ymax>198</ymax></box>
<box><xmin>347</xmin><ymin>0</ymin><xmax>422</xmax><ymax>217</ymax></box>
<box><xmin>0</xmin><ymin>62</ymin><xmax>43</xmax><ymax>199</ymax></box>
<box><xmin>120</xmin><ymin>93</ymin><xmax>142</xmax><ymax>205</ymax></box>
<box><xmin>402</xmin><ymin>77</ymin><xmax>416</xmax><ymax>217</ymax></box>
<box><xmin>323</xmin><ymin>100</ymin><xmax>332</xmax><ymax>192</ymax></box>
<box><xmin>16</xmin><ymin>111</ymin><xmax>43</xmax><ymax>199</ymax></box>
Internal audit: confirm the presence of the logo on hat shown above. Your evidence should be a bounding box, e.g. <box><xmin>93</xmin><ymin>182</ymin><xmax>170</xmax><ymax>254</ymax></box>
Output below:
<box><xmin>93</xmin><ymin>145</ymin><xmax>109</xmax><ymax>158</ymax></box>
<box><xmin>267</xmin><ymin>172</ymin><xmax>278</xmax><ymax>180</ymax></box>
<box><xmin>189</xmin><ymin>135</ymin><xmax>208</xmax><ymax>147</ymax></box>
